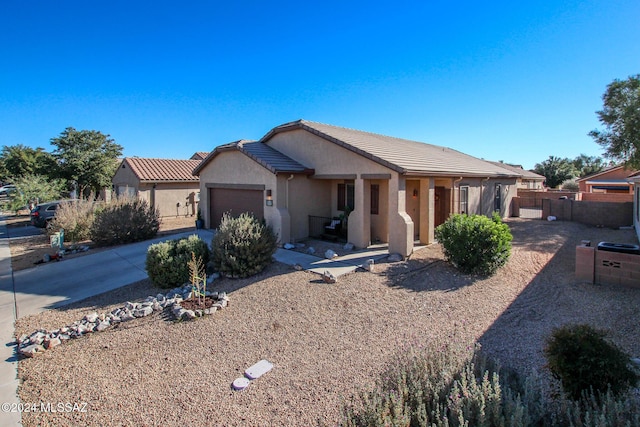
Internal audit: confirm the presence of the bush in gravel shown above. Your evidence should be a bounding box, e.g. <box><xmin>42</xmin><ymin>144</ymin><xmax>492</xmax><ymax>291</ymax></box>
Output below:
<box><xmin>434</xmin><ymin>213</ymin><xmax>512</xmax><ymax>276</ymax></box>
<box><xmin>342</xmin><ymin>343</ymin><xmax>543</xmax><ymax>427</ymax></box>
<box><xmin>211</xmin><ymin>212</ymin><xmax>277</xmax><ymax>278</ymax></box>
<box><xmin>146</xmin><ymin>234</ymin><xmax>210</xmax><ymax>289</ymax></box>
<box><xmin>544</xmin><ymin>323</ymin><xmax>639</xmax><ymax>401</ymax></box>
<box><xmin>90</xmin><ymin>197</ymin><xmax>159</xmax><ymax>246</ymax></box>
<box><xmin>49</xmin><ymin>199</ymin><xmax>96</xmax><ymax>243</ymax></box>
<box><xmin>341</xmin><ymin>342</ymin><xmax>640</xmax><ymax>427</ymax></box>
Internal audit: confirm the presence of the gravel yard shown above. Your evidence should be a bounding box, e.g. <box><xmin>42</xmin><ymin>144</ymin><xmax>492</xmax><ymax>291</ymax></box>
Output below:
<box><xmin>14</xmin><ymin>219</ymin><xmax>640</xmax><ymax>426</ymax></box>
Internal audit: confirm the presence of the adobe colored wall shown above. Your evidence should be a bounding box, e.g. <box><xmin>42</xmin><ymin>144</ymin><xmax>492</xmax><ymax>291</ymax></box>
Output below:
<box><xmin>581</xmin><ymin>193</ymin><xmax>634</xmax><ymax>203</ymax></box>
<box><xmin>543</xmin><ymin>199</ymin><xmax>633</xmax><ymax>228</ymax></box>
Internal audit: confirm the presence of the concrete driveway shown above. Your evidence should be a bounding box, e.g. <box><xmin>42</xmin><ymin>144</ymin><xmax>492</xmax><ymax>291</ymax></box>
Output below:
<box><xmin>0</xmin><ymin>215</ymin><xmax>214</xmax><ymax>426</ymax></box>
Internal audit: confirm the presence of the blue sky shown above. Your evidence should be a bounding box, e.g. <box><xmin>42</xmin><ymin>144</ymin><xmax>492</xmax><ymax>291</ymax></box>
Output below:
<box><xmin>1</xmin><ymin>0</ymin><xmax>639</xmax><ymax>170</ymax></box>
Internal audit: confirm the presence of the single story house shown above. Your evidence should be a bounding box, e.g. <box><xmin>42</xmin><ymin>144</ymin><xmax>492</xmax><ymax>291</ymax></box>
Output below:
<box><xmin>487</xmin><ymin>161</ymin><xmax>545</xmax><ymax>189</ymax></box>
<box><xmin>577</xmin><ymin>165</ymin><xmax>639</xmax><ymax>194</ymax></box>
<box><xmin>113</xmin><ymin>156</ymin><xmax>202</xmax><ymax>218</ymax></box>
<box><xmin>193</xmin><ymin>120</ymin><xmax>520</xmax><ymax>257</ymax></box>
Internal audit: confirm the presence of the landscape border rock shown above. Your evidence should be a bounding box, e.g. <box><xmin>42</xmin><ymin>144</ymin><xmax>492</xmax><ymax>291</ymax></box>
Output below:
<box><xmin>16</xmin><ymin>285</ymin><xmax>230</xmax><ymax>358</ymax></box>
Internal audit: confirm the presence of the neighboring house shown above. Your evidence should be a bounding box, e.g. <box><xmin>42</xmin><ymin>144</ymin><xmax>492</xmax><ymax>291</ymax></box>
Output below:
<box><xmin>487</xmin><ymin>161</ymin><xmax>545</xmax><ymax>189</ymax></box>
<box><xmin>577</xmin><ymin>165</ymin><xmax>639</xmax><ymax>194</ymax></box>
<box><xmin>194</xmin><ymin>120</ymin><xmax>520</xmax><ymax>257</ymax></box>
<box><xmin>113</xmin><ymin>156</ymin><xmax>202</xmax><ymax>218</ymax></box>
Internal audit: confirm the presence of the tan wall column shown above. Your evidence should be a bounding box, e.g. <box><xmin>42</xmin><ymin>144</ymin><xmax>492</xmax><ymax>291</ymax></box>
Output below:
<box><xmin>388</xmin><ymin>175</ymin><xmax>413</xmax><ymax>257</ymax></box>
<box><xmin>419</xmin><ymin>178</ymin><xmax>434</xmax><ymax>244</ymax></box>
<box><xmin>276</xmin><ymin>175</ymin><xmax>291</xmax><ymax>244</ymax></box>
<box><xmin>349</xmin><ymin>178</ymin><xmax>370</xmax><ymax>248</ymax></box>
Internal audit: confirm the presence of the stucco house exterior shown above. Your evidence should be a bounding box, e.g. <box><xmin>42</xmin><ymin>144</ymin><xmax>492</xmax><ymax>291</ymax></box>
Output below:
<box><xmin>577</xmin><ymin>165</ymin><xmax>639</xmax><ymax>194</ymax></box>
<box><xmin>113</xmin><ymin>157</ymin><xmax>202</xmax><ymax>218</ymax></box>
<box><xmin>630</xmin><ymin>176</ymin><xmax>640</xmax><ymax>243</ymax></box>
<box><xmin>193</xmin><ymin>120</ymin><xmax>520</xmax><ymax>257</ymax></box>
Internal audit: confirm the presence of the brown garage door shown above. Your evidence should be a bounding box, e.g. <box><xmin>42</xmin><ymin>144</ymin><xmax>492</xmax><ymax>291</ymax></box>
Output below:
<box><xmin>209</xmin><ymin>188</ymin><xmax>264</xmax><ymax>228</ymax></box>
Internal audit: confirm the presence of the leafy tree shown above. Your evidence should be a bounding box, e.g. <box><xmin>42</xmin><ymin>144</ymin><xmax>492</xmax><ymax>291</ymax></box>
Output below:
<box><xmin>50</xmin><ymin>127</ymin><xmax>123</xmax><ymax>197</ymax></box>
<box><xmin>0</xmin><ymin>144</ymin><xmax>56</xmax><ymax>182</ymax></box>
<box><xmin>589</xmin><ymin>74</ymin><xmax>640</xmax><ymax>168</ymax></box>
<box><xmin>8</xmin><ymin>174</ymin><xmax>66</xmax><ymax>212</ymax></box>
<box><xmin>533</xmin><ymin>156</ymin><xmax>577</xmax><ymax>188</ymax></box>
<box><xmin>571</xmin><ymin>153</ymin><xmax>607</xmax><ymax>178</ymax></box>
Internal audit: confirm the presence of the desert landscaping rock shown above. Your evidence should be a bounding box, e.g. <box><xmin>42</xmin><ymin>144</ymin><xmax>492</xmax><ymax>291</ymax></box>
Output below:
<box><xmin>15</xmin><ymin>283</ymin><xmax>231</xmax><ymax>358</ymax></box>
<box><xmin>322</xmin><ymin>270</ymin><xmax>337</xmax><ymax>284</ymax></box>
<box><xmin>245</xmin><ymin>359</ymin><xmax>273</xmax><ymax>380</ymax></box>
<box><xmin>325</xmin><ymin>249</ymin><xmax>338</xmax><ymax>259</ymax></box>
<box><xmin>232</xmin><ymin>377</ymin><xmax>251</xmax><ymax>391</ymax></box>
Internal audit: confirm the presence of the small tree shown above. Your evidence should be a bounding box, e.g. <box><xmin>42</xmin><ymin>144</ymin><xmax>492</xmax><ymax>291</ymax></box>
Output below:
<box><xmin>188</xmin><ymin>252</ymin><xmax>207</xmax><ymax>306</ymax></box>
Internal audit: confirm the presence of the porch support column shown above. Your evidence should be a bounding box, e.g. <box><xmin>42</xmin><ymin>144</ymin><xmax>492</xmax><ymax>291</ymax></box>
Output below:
<box><xmin>388</xmin><ymin>175</ymin><xmax>413</xmax><ymax>257</ymax></box>
<box><xmin>348</xmin><ymin>177</ymin><xmax>370</xmax><ymax>249</ymax></box>
<box><xmin>419</xmin><ymin>178</ymin><xmax>434</xmax><ymax>244</ymax></box>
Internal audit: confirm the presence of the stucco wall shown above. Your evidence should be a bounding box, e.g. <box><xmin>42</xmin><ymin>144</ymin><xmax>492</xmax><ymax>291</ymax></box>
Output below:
<box><xmin>455</xmin><ymin>177</ymin><xmax>517</xmax><ymax>218</ymax></box>
<box><xmin>267</xmin><ymin>129</ymin><xmax>395</xmax><ymax>176</ymax></box>
<box><xmin>284</xmin><ymin>175</ymin><xmax>331</xmax><ymax>242</ymax></box>
<box><xmin>197</xmin><ymin>151</ymin><xmax>278</xmax><ymax>231</ymax></box>
<box><xmin>112</xmin><ymin>162</ymin><xmax>140</xmax><ymax>194</ymax></box>
<box><xmin>139</xmin><ymin>182</ymin><xmax>200</xmax><ymax>218</ymax></box>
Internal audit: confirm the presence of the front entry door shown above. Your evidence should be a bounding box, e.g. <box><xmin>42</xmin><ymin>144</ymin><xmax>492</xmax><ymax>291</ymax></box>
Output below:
<box><xmin>434</xmin><ymin>186</ymin><xmax>450</xmax><ymax>227</ymax></box>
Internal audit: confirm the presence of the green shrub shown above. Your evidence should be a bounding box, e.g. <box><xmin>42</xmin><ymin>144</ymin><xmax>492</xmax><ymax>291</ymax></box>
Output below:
<box><xmin>434</xmin><ymin>213</ymin><xmax>512</xmax><ymax>276</ymax></box>
<box><xmin>544</xmin><ymin>324</ymin><xmax>639</xmax><ymax>401</ymax></box>
<box><xmin>90</xmin><ymin>197</ymin><xmax>159</xmax><ymax>246</ymax></box>
<box><xmin>146</xmin><ymin>234</ymin><xmax>210</xmax><ymax>289</ymax></box>
<box><xmin>211</xmin><ymin>212</ymin><xmax>277</xmax><ymax>278</ymax></box>
<box><xmin>49</xmin><ymin>199</ymin><xmax>96</xmax><ymax>243</ymax></box>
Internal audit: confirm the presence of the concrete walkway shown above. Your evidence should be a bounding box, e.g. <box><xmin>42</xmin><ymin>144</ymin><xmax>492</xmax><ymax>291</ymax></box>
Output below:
<box><xmin>273</xmin><ymin>245</ymin><xmax>389</xmax><ymax>277</ymax></box>
<box><xmin>0</xmin><ymin>216</ymin><xmax>20</xmax><ymax>426</ymax></box>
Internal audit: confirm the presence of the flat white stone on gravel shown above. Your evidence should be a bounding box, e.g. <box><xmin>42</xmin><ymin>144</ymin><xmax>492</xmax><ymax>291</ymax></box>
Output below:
<box><xmin>232</xmin><ymin>377</ymin><xmax>250</xmax><ymax>391</ymax></box>
<box><xmin>245</xmin><ymin>359</ymin><xmax>273</xmax><ymax>380</ymax></box>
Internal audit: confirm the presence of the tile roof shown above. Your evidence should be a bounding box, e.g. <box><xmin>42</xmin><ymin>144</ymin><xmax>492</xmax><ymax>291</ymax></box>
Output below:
<box><xmin>193</xmin><ymin>140</ymin><xmax>313</xmax><ymax>175</ymax></box>
<box><xmin>190</xmin><ymin>152</ymin><xmax>210</xmax><ymax>160</ymax></box>
<box><xmin>122</xmin><ymin>157</ymin><xmax>201</xmax><ymax>182</ymax></box>
<box><xmin>264</xmin><ymin>120</ymin><xmax>521</xmax><ymax>177</ymax></box>
<box><xmin>486</xmin><ymin>161</ymin><xmax>545</xmax><ymax>180</ymax></box>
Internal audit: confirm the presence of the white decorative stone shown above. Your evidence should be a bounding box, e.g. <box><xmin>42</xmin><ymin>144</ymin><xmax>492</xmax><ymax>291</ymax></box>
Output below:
<box><xmin>232</xmin><ymin>377</ymin><xmax>250</xmax><ymax>391</ymax></box>
<box><xmin>307</xmin><ymin>247</ymin><xmax>316</xmax><ymax>255</ymax></box>
<box><xmin>245</xmin><ymin>359</ymin><xmax>273</xmax><ymax>380</ymax></box>
<box><xmin>325</xmin><ymin>249</ymin><xmax>338</xmax><ymax>259</ymax></box>
<box><xmin>322</xmin><ymin>270</ymin><xmax>337</xmax><ymax>284</ymax></box>
<box><xmin>44</xmin><ymin>337</ymin><xmax>61</xmax><ymax>349</ymax></box>
<box><xmin>293</xmin><ymin>263</ymin><xmax>303</xmax><ymax>271</ymax></box>
<box><xmin>182</xmin><ymin>310</ymin><xmax>196</xmax><ymax>320</ymax></box>
<box><xmin>283</xmin><ymin>243</ymin><xmax>295</xmax><ymax>249</ymax></box>
<box><xmin>84</xmin><ymin>312</ymin><xmax>99</xmax><ymax>323</ymax></box>
<box><xmin>134</xmin><ymin>306</ymin><xmax>153</xmax><ymax>318</ymax></box>
<box><xmin>204</xmin><ymin>307</ymin><xmax>217</xmax><ymax>315</ymax></box>
<box><xmin>364</xmin><ymin>258</ymin><xmax>375</xmax><ymax>271</ymax></box>
<box><xmin>94</xmin><ymin>321</ymin><xmax>110</xmax><ymax>332</ymax></box>
<box><xmin>343</xmin><ymin>242</ymin><xmax>355</xmax><ymax>251</ymax></box>
<box><xmin>19</xmin><ymin>344</ymin><xmax>45</xmax><ymax>358</ymax></box>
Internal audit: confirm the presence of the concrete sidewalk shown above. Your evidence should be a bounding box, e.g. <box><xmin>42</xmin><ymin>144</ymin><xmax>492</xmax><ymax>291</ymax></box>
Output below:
<box><xmin>273</xmin><ymin>245</ymin><xmax>389</xmax><ymax>277</ymax></box>
<box><xmin>0</xmin><ymin>217</ymin><xmax>21</xmax><ymax>426</ymax></box>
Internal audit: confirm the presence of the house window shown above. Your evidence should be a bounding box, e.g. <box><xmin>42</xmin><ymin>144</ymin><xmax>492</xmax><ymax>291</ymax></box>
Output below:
<box><xmin>460</xmin><ymin>186</ymin><xmax>469</xmax><ymax>214</ymax></box>
<box><xmin>494</xmin><ymin>183</ymin><xmax>502</xmax><ymax>212</ymax></box>
<box><xmin>371</xmin><ymin>184</ymin><xmax>380</xmax><ymax>215</ymax></box>
<box><xmin>337</xmin><ymin>182</ymin><xmax>354</xmax><ymax>212</ymax></box>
